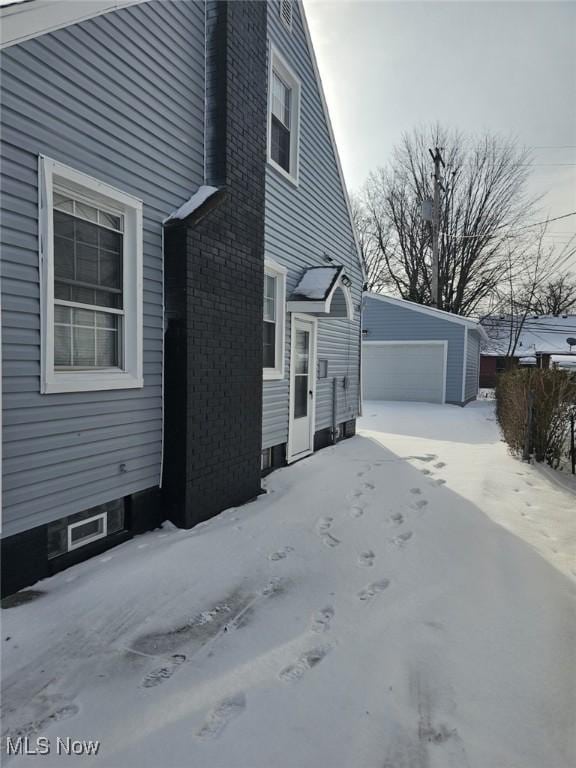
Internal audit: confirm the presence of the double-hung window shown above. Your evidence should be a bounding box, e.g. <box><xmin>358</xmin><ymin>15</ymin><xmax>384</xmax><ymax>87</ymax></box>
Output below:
<box><xmin>263</xmin><ymin>260</ymin><xmax>286</xmax><ymax>380</ymax></box>
<box><xmin>268</xmin><ymin>45</ymin><xmax>300</xmax><ymax>184</ymax></box>
<box><xmin>39</xmin><ymin>156</ymin><xmax>143</xmax><ymax>393</ymax></box>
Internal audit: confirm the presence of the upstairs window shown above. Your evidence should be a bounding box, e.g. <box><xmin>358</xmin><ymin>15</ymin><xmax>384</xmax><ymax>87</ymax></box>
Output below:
<box><xmin>267</xmin><ymin>46</ymin><xmax>300</xmax><ymax>184</ymax></box>
<box><xmin>263</xmin><ymin>260</ymin><xmax>286</xmax><ymax>380</ymax></box>
<box><xmin>39</xmin><ymin>156</ymin><xmax>143</xmax><ymax>393</ymax></box>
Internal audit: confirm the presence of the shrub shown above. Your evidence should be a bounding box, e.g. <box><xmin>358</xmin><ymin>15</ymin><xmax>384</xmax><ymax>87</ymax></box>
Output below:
<box><xmin>495</xmin><ymin>368</ymin><xmax>576</xmax><ymax>468</ymax></box>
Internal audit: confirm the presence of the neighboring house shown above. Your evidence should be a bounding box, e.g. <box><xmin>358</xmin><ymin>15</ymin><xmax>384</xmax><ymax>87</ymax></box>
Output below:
<box><xmin>362</xmin><ymin>294</ymin><xmax>487</xmax><ymax>405</ymax></box>
<box><xmin>0</xmin><ymin>0</ymin><xmax>362</xmax><ymax>596</ymax></box>
<box><xmin>480</xmin><ymin>315</ymin><xmax>576</xmax><ymax>387</ymax></box>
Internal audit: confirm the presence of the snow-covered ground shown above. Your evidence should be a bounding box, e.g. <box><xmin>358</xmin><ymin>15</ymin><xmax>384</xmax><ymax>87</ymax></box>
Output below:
<box><xmin>2</xmin><ymin>402</ymin><xmax>575</xmax><ymax>768</ymax></box>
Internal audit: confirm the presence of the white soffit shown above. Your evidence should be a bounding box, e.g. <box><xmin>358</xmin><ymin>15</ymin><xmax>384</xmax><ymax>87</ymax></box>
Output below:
<box><xmin>1</xmin><ymin>0</ymin><xmax>149</xmax><ymax>49</ymax></box>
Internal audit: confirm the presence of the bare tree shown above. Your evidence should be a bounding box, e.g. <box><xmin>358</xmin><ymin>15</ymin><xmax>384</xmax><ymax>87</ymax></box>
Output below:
<box><xmin>530</xmin><ymin>273</ymin><xmax>576</xmax><ymax>315</ymax></box>
<box><xmin>482</xmin><ymin>231</ymin><xmax>576</xmax><ymax>362</ymax></box>
<box><xmin>355</xmin><ymin>125</ymin><xmax>542</xmax><ymax>316</ymax></box>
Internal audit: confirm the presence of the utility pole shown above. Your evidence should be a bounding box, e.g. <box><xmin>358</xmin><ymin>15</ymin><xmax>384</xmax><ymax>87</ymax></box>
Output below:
<box><xmin>428</xmin><ymin>147</ymin><xmax>445</xmax><ymax>308</ymax></box>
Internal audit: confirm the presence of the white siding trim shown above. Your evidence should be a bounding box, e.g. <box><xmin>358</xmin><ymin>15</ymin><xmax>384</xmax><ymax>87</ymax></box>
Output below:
<box><xmin>362</xmin><ymin>340</ymin><xmax>448</xmax><ymax>405</ymax></box>
<box><xmin>461</xmin><ymin>326</ymin><xmax>468</xmax><ymax>403</ymax></box>
<box><xmin>287</xmin><ymin>313</ymin><xmax>318</xmax><ymax>462</ymax></box>
<box><xmin>39</xmin><ymin>155</ymin><xmax>144</xmax><ymax>394</ymax></box>
<box><xmin>1</xmin><ymin>0</ymin><xmax>149</xmax><ymax>49</ymax></box>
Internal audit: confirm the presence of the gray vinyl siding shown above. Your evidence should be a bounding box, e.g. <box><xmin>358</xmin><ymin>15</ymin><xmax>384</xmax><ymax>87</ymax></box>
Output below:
<box><xmin>0</xmin><ymin>0</ymin><xmax>205</xmax><ymax>537</ymax></box>
<box><xmin>465</xmin><ymin>329</ymin><xmax>481</xmax><ymax>401</ymax></box>
<box><xmin>362</xmin><ymin>297</ymin><xmax>466</xmax><ymax>404</ymax></box>
<box><xmin>262</xmin><ymin>0</ymin><xmax>362</xmax><ymax>449</ymax></box>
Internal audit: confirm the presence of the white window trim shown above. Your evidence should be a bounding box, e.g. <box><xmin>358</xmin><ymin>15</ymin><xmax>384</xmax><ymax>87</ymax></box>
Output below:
<box><xmin>267</xmin><ymin>43</ymin><xmax>301</xmax><ymax>186</ymax></box>
<box><xmin>263</xmin><ymin>259</ymin><xmax>287</xmax><ymax>381</ymax></box>
<box><xmin>39</xmin><ymin>156</ymin><xmax>143</xmax><ymax>394</ymax></box>
<box><xmin>67</xmin><ymin>512</ymin><xmax>108</xmax><ymax>551</ymax></box>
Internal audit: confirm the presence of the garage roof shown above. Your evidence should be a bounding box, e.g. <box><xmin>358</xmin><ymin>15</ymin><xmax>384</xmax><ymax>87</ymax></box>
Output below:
<box><xmin>365</xmin><ymin>293</ymin><xmax>489</xmax><ymax>341</ymax></box>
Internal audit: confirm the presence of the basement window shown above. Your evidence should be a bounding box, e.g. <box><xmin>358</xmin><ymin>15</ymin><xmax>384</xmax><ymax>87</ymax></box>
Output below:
<box><xmin>47</xmin><ymin>500</ymin><xmax>126</xmax><ymax>559</ymax></box>
<box><xmin>68</xmin><ymin>513</ymin><xmax>107</xmax><ymax>550</ymax></box>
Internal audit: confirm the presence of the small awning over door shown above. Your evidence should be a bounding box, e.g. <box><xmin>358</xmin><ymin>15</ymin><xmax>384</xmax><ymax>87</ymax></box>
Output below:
<box><xmin>287</xmin><ymin>266</ymin><xmax>354</xmax><ymax>319</ymax></box>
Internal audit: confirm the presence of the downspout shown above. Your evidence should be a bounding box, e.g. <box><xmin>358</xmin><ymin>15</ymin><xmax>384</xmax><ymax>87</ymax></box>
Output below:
<box><xmin>332</xmin><ymin>376</ymin><xmax>338</xmax><ymax>444</ymax></box>
<box><xmin>358</xmin><ymin>285</ymin><xmax>366</xmax><ymax>417</ymax></box>
<box><xmin>159</xmin><ymin>225</ymin><xmax>165</xmax><ymax>488</ymax></box>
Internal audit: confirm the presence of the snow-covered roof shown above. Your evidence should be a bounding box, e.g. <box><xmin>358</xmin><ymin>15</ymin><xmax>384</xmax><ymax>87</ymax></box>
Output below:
<box><xmin>365</xmin><ymin>293</ymin><xmax>489</xmax><ymax>340</ymax></box>
<box><xmin>290</xmin><ymin>266</ymin><xmax>341</xmax><ymax>301</ymax></box>
<box><xmin>287</xmin><ymin>266</ymin><xmax>354</xmax><ymax>319</ymax></box>
<box><xmin>163</xmin><ymin>186</ymin><xmax>220</xmax><ymax>226</ymax></box>
<box><xmin>481</xmin><ymin>315</ymin><xmax>576</xmax><ymax>357</ymax></box>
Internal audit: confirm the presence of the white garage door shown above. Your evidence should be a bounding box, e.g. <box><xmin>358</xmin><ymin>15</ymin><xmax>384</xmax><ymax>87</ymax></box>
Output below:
<box><xmin>362</xmin><ymin>342</ymin><xmax>446</xmax><ymax>403</ymax></box>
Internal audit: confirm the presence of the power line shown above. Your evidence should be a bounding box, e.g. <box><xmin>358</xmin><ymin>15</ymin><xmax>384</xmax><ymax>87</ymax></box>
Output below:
<box><xmin>441</xmin><ymin>211</ymin><xmax>576</xmax><ymax>239</ymax></box>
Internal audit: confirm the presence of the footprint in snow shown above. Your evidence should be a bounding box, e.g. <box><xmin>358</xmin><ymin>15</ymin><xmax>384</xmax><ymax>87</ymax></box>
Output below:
<box><xmin>350</xmin><ymin>506</ymin><xmax>364</xmax><ymax>518</ymax></box>
<box><xmin>322</xmin><ymin>533</ymin><xmax>341</xmax><ymax>548</ymax></box>
<box><xmin>411</xmin><ymin>499</ymin><xmax>428</xmax><ymax>511</ymax></box>
<box><xmin>141</xmin><ymin>654</ymin><xmax>187</xmax><ymax>688</ymax></box>
<box><xmin>196</xmin><ymin>693</ymin><xmax>246</xmax><ymax>740</ymax></box>
<box><xmin>316</xmin><ymin>517</ymin><xmax>340</xmax><ymax>547</ymax></box>
<box><xmin>389</xmin><ymin>512</ymin><xmax>404</xmax><ymax>526</ymax></box>
<box><xmin>358</xmin><ymin>550</ymin><xmax>375</xmax><ymax>567</ymax></box>
<box><xmin>268</xmin><ymin>546</ymin><xmax>294</xmax><ymax>562</ymax></box>
<box><xmin>362</xmin><ymin>482</ymin><xmax>375</xmax><ymax>491</ymax></box>
<box><xmin>311</xmin><ymin>606</ymin><xmax>334</xmax><ymax>633</ymax></box>
<box><xmin>434</xmin><ymin>461</ymin><xmax>446</xmax><ymax>469</ymax></box>
<box><xmin>409</xmin><ymin>488</ymin><xmax>422</xmax><ymax>495</ymax></box>
<box><xmin>316</xmin><ymin>517</ymin><xmax>333</xmax><ymax>534</ymax></box>
<box><xmin>358</xmin><ymin>579</ymin><xmax>390</xmax><ymax>601</ymax></box>
<box><xmin>279</xmin><ymin>647</ymin><xmax>331</xmax><ymax>682</ymax></box>
<box><xmin>4</xmin><ymin>699</ymin><xmax>81</xmax><ymax>747</ymax></box>
<box><xmin>389</xmin><ymin>532</ymin><xmax>413</xmax><ymax>548</ymax></box>
<box><xmin>434</xmin><ymin>478</ymin><xmax>446</xmax><ymax>486</ymax></box>
<box><xmin>349</xmin><ymin>489</ymin><xmax>364</xmax><ymax>500</ymax></box>
<box><xmin>420</xmin><ymin>468</ymin><xmax>432</xmax><ymax>476</ymax></box>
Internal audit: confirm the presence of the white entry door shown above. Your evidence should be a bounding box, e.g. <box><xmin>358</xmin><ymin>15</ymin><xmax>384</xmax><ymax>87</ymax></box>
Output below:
<box><xmin>288</xmin><ymin>316</ymin><xmax>317</xmax><ymax>461</ymax></box>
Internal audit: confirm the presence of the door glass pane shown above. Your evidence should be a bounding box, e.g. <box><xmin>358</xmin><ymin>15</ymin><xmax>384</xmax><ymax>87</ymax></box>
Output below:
<box><xmin>295</xmin><ymin>329</ymin><xmax>309</xmax><ymax>374</ymax></box>
<box><xmin>294</xmin><ymin>375</ymin><xmax>308</xmax><ymax>418</ymax></box>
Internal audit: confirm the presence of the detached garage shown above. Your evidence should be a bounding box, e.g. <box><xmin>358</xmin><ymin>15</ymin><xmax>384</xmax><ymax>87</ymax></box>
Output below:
<box><xmin>362</xmin><ymin>294</ymin><xmax>487</xmax><ymax>406</ymax></box>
